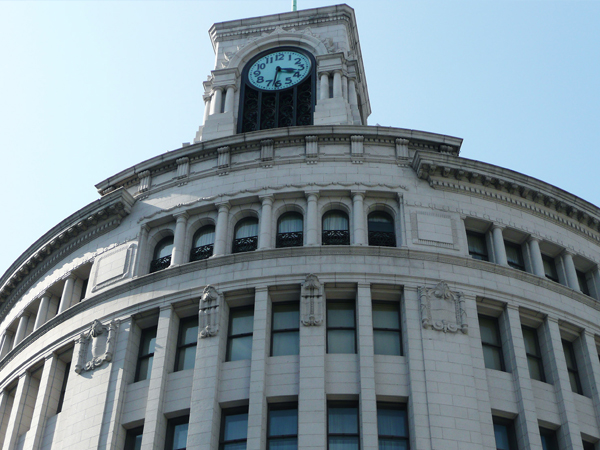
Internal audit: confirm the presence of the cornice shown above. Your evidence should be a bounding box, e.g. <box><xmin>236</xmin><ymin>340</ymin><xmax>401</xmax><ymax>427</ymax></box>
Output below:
<box><xmin>0</xmin><ymin>188</ymin><xmax>135</xmax><ymax>310</ymax></box>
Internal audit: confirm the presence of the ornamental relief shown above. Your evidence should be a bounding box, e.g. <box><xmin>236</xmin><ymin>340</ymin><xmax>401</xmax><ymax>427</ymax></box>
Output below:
<box><xmin>75</xmin><ymin>319</ymin><xmax>119</xmax><ymax>374</ymax></box>
<box><xmin>199</xmin><ymin>285</ymin><xmax>222</xmax><ymax>338</ymax></box>
<box><xmin>419</xmin><ymin>281</ymin><xmax>467</xmax><ymax>334</ymax></box>
<box><xmin>301</xmin><ymin>273</ymin><xmax>323</xmax><ymax>326</ymax></box>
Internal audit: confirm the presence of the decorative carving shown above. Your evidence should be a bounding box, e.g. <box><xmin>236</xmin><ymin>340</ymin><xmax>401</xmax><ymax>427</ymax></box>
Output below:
<box><xmin>74</xmin><ymin>319</ymin><xmax>119</xmax><ymax>374</ymax></box>
<box><xmin>261</xmin><ymin>139</ymin><xmax>274</xmax><ymax>167</ymax></box>
<box><xmin>351</xmin><ymin>135</ymin><xmax>364</xmax><ymax>163</ymax></box>
<box><xmin>138</xmin><ymin>171</ymin><xmax>151</xmax><ymax>193</ymax></box>
<box><xmin>419</xmin><ymin>281</ymin><xmax>467</xmax><ymax>334</ymax></box>
<box><xmin>217</xmin><ymin>146</ymin><xmax>230</xmax><ymax>176</ymax></box>
<box><xmin>301</xmin><ymin>274</ymin><xmax>323</xmax><ymax>326</ymax></box>
<box><xmin>395</xmin><ymin>138</ymin><xmax>409</xmax><ymax>158</ymax></box>
<box><xmin>199</xmin><ymin>285</ymin><xmax>221</xmax><ymax>338</ymax></box>
<box><xmin>305</xmin><ymin>135</ymin><xmax>318</xmax><ymax>163</ymax></box>
<box><xmin>176</xmin><ymin>157</ymin><xmax>190</xmax><ymax>179</ymax></box>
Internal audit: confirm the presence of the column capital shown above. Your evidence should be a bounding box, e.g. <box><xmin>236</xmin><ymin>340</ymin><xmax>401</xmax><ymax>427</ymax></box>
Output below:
<box><xmin>159</xmin><ymin>303</ymin><xmax>174</xmax><ymax>313</ymax></box>
<box><xmin>351</xmin><ymin>190</ymin><xmax>366</xmax><ymax>199</ymax></box>
<box><xmin>562</xmin><ymin>249</ymin><xmax>575</xmax><ymax>258</ymax></box>
<box><xmin>225</xmin><ymin>84</ymin><xmax>237</xmax><ymax>92</ymax></box>
<box><xmin>259</xmin><ymin>194</ymin><xmax>274</xmax><ymax>205</ymax></box>
<box><xmin>216</xmin><ymin>201</ymin><xmax>231</xmax><ymax>211</ymax></box>
<box><xmin>332</xmin><ymin>69</ymin><xmax>343</xmax><ymax>75</ymax></box>
<box><xmin>546</xmin><ymin>316</ymin><xmax>560</xmax><ymax>325</ymax></box>
<box><xmin>19</xmin><ymin>311</ymin><xmax>31</xmax><ymax>319</ymax></box>
<box><xmin>357</xmin><ymin>282</ymin><xmax>371</xmax><ymax>289</ymax></box>
<box><xmin>318</xmin><ymin>71</ymin><xmax>330</xmax><ymax>77</ymax></box>
<box><xmin>527</xmin><ymin>235</ymin><xmax>540</xmax><ymax>243</ymax></box>
<box><xmin>491</xmin><ymin>223</ymin><xmax>505</xmax><ymax>231</ymax></box>
<box><xmin>212</xmin><ymin>86</ymin><xmax>224</xmax><ymax>92</ymax></box>
<box><xmin>174</xmin><ymin>211</ymin><xmax>190</xmax><ymax>221</ymax></box>
<box><xmin>255</xmin><ymin>285</ymin><xmax>269</xmax><ymax>293</ymax></box>
<box><xmin>305</xmin><ymin>190</ymin><xmax>320</xmax><ymax>200</ymax></box>
<box><xmin>203</xmin><ymin>93</ymin><xmax>212</xmax><ymax>102</ymax></box>
<box><xmin>505</xmin><ymin>303</ymin><xmax>520</xmax><ymax>312</ymax></box>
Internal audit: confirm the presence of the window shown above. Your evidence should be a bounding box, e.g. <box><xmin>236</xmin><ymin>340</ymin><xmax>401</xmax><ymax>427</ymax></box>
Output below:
<box><xmin>124</xmin><ymin>427</ymin><xmax>143</xmax><ymax>450</ymax></box>
<box><xmin>493</xmin><ymin>418</ymin><xmax>517</xmax><ymax>450</ymax></box>
<box><xmin>583</xmin><ymin>441</ymin><xmax>596</xmax><ymax>450</ymax></box>
<box><xmin>505</xmin><ymin>241</ymin><xmax>525</xmax><ymax>271</ymax></box>
<box><xmin>368</xmin><ymin>212</ymin><xmax>396</xmax><ymax>247</ymax></box>
<box><xmin>377</xmin><ymin>404</ymin><xmax>409</xmax><ymax>449</ymax></box>
<box><xmin>540</xmin><ymin>428</ymin><xmax>559</xmax><ymax>450</ymax></box>
<box><xmin>150</xmin><ymin>236</ymin><xmax>174</xmax><ymax>273</ymax></box>
<box><xmin>233</xmin><ymin>218</ymin><xmax>259</xmax><ymax>253</ymax></box>
<box><xmin>276</xmin><ymin>212</ymin><xmax>303</xmax><ymax>248</ymax></box>
<box><xmin>542</xmin><ymin>255</ymin><xmax>559</xmax><ymax>282</ymax></box>
<box><xmin>372</xmin><ymin>302</ymin><xmax>402</xmax><ymax>356</ymax></box>
<box><xmin>190</xmin><ymin>225</ymin><xmax>215</xmax><ymax>261</ymax></box>
<box><xmin>327</xmin><ymin>301</ymin><xmax>356</xmax><ymax>354</ymax></box>
<box><xmin>56</xmin><ymin>361</ymin><xmax>71</xmax><ymax>413</ymax></box>
<box><xmin>79</xmin><ymin>278</ymin><xmax>89</xmax><ymax>301</ymax></box>
<box><xmin>522</xmin><ymin>326</ymin><xmax>545</xmax><ymax>382</ymax></box>
<box><xmin>322</xmin><ymin>210</ymin><xmax>350</xmax><ymax>245</ymax></box>
<box><xmin>328</xmin><ymin>402</ymin><xmax>359</xmax><ymax>450</ymax></box>
<box><xmin>166</xmin><ymin>416</ymin><xmax>189</xmax><ymax>450</ymax></box>
<box><xmin>562</xmin><ymin>339</ymin><xmax>583</xmax><ymax>394</ymax></box>
<box><xmin>135</xmin><ymin>327</ymin><xmax>157</xmax><ymax>382</ymax></box>
<box><xmin>175</xmin><ymin>317</ymin><xmax>198</xmax><ymax>372</ymax></box>
<box><xmin>479</xmin><ymin>315</ymin><xmax>504</xmax><ymax>371</ymax></box>
<box><xmin>267</xmin><ymin>404</ymin><xmax>298</xmax><ymax>450</ymax></box>
<box><xmin>220</xmin><ymin>407</ymin><xmax>248</xmax><ymax>450</ymax></box>
<box><xmin>576</xmin><ymin>270</ymin><xmax>591</xmax><ymax>296</ymax></box>
<box><xmin>227</xmin><ymin>307</ymin><xmax>254</xmax><ymax>361</ymax></box>
<box><xmin>271</xmin><ymin>302</ymin><xmax>299</xmax><ymax>356</ymax></box>
<box><xmin>467</xmin><ymin>231</ymin><xmax>489</xmax><ymax>261</ymax></box>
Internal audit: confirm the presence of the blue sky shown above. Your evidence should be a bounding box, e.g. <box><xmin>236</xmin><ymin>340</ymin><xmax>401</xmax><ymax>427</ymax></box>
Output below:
<box><xmin>1</xmin><ymin>0</ymin><xmax>599</xmax><ymax>275</ymax></box>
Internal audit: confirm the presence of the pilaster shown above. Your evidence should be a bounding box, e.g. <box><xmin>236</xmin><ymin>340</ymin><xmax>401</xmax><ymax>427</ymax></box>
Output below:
<box><xmin>527</xmin><ymin>237</ymin><xmax>546</xmax><ymax>278</ymax></box>
<box><xmin>1</xmin><ymin>372</ymin><xmax>30</xmax><ymax>450</ymax></box>
<box><xmin>258</xmin><ymin>196</ymin><xmax>274</xmax><ymax>250</ymax></box>
<box><xmin>305</xmin><ymin>191</ymin><xmax>319</xmax><ymax>246</ymax></box>
<box><xmin>33</xmin><ymin>295</ymin><xmax>51</xmax><ymax>331</ymax></box>
<box><xmin>57</xmin><ymin>275</ymin><xmax>77</xmax><ymax>315</ymax></box>
<box><xmin>491</xmin><ymin>224</ymin><xmax>508</xmax><ymax>267</ymax></box>
<box><xmin>213</xmin><ymin>202</ymin><xmax>231</xmax><ymax>257</ymax></box>
<box><xmin>561</xmin><ymin>251</ymin><xmax>580</xmax><ymax>291</ymax></box>
<box><xmin>351</xmin><ymin>191</ymin><xmax>366</xmax><ymax>246</ymax></box>
<box><xmin>13</xmin><ymin>313</ymin><xmax>30</xmax><ymax>347</ymax></box>
<box><xmin>171</xmin><ymin>212</ymin><xmax>190</xmax><ymax>266</ymax></box>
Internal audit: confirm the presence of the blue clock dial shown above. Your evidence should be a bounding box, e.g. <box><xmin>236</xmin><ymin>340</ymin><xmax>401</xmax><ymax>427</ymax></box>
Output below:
<box><xmin>247</xmin><ymin>50</ymin><xmax>311</xmax><ymax>91</ymax></box>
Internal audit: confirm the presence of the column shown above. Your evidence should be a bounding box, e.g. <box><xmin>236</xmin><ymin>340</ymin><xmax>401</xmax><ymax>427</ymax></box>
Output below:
<box><xmin>491</xmin><ymin>224</ymin><xmax>508</xmax><ymax>266</ymax></box>
<box><xmin>13</xmin><ymin>313</ymin><xmax>30</xmax><ymax>347</ymax></box>
<box><xmin>22</xmin><ymin>354</ymin><xmax>59</xmax><ymax>450</ymax></box>
<box><xmin>0</xmin><ymin>390</ymin><xmax>11</xmax><ymax>449</ymax></box>
<box><xmin>33</xmin><ymin>295</ymin><xmax>51</xmax><ymax>331</ymax></box>
<box><xmin>579</xmin><ymin>331</ymin><xmax>600</xmax><ymax>432</ymax></box>
<box><xmin>319</xmin><ymin>72</ymin><xmax>330</xmax><ymax>100</ymax></box>
<box><xmin>223</xmin><ymin>85</ymin><xmax>235</xmax><ymax>113</ymax></box>
<box><xmin>356</xmin><ymin>283</ymin><xmax>378</xmax><ymax>450</ymax></box>
<box><xmin>134</xmin><ymin>224</ymin><xmax>150</xmax><ymax>277</ymax></box>
<box><xmin>589</xmin><ymin>265</ymin><xmax>600</xmax><ymax>300</ymax></box>
<box><xmin>528</xmin><ymin>237</ymin><xmax>545</xmax><ymax>277</ymax></box>
<box><xmin>342</xmin><ymin>75</ymin><xmax>348</xmax><ymax>100</ymax></box>
<box><xmin>332</xmin><ymin>71</ymin><xmax>342</xmax><ymax>98</ymax></box>
<box><xmin>213</xmin><ymin>202</ymin><xmax>230</xmax><ymax>257</ymax></box>
<box><xmin>305</xmin><ymin>192</ymin><xmax>319</xmax><ymax>246</ymax></box>
<box><xmin>141</xmin><ymin>305</ymin><xmax>178</xmax><ymax>450</ymax></box>
<box><xmin>210</xmin><ymin>87</ymin><xmax>223</xmax><ymax>115</ymax></box>
<box><xmin>352</xmin><ymin>191</ymin><xmax>366</xmax><ymax>246</ymax></box>
<box><xmin>562</xmin><ymin>251</ymin><xmax>580</xmax><ymax>291</ymax></box>
<box><xmin>171</xmin><ymin>212</ymin><xmax>189</xmax><ymax>266</ymax></box>
<box><xmin>57</xmin><ymin>275</ymin><xmax>76</xmax><ymax>315</ymax></box>
<box><xmin>1</xmin><ymin>372</ymin><xmax>29</xmax><ymax>450</ymax></box>
<box><xmin>246</xmin><ymin>287</ymin><xmax>269</xmax><ymax>450</ymax></box>
<box><xmin>502</xmin><ymin>306</ymin><xmax>543</xmax><ymax>449</ymax></box>
<box><xmin>0</xmin><ymin>331</ymin><xmax>14</xmax><ymax>358</ymax></box>
<box><xmin>258</xmin><ymin>196</ymin><xmax>274</xmax><ymax>250</ymax></box>
<box><xmin>202</xmin><ymin>94</ymin><xmax>211</xmax><ymax>125</ymax></box>
<box><xmin>349</xmin><ymin>79</ymin><xmax>358</xmax><ymax>107</ymax></box>
<box><xmin>543</xmin><ymin>318</ymin><xmax>583</xmax><ymax>450</ymax></box>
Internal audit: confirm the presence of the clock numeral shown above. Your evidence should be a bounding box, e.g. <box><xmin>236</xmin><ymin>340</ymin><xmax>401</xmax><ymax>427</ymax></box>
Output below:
<box><xmin>274</xmin><ymin>80</ymin><xmax>282</xmax><ymax>88</ymax></box>
<box><xmin>266</xmin><ymin>80</ymin><xmax>273</xmax><ymax>87</ymax></box>
<box><xmin>293</xmin><ymin>72</ymin><xmax>301</xmax><ymax>78</ymax></box>
<box><xmin>276</xmin><ymin>53</ymin><xmax>284</xmax><ymax>61</ymax></box>
<box><xmin>295</xmin><ymin>57</ymin><xmax>302</xmax><ymax>65</ymax></box>
<box><xmin>253</xmin><ymin>70</ymin><xmax>261</xmax><ymax>76</ymax></box>
<box><xmin>259</xmin><ymin>63</ymin><xmax>266</xmax><ymax>70</ymax></box>
<box><xmin>296</xmin><ymin>64</ymin><xmax>305</xmax><ymax>70</ymax></box>
<box><xmin>257</xmin><ymin>76</ymin><xmax>264</xmax><ymax>83</ymax></box>
<box><xmin>285</xmin><ymin>77</ymin><xmax>292</xmax><ymax>84</ymax></box>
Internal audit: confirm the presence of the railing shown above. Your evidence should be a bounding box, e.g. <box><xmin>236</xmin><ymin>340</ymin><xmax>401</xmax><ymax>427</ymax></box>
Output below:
<box><xmin>149</xmin><ymin>255</ymin><xmax>171</xmax><ymax>273</ymax></box>
<box><xmin>368</xmin><ymin>231</ymin><xmax>396</xmax><ymax>247</ymax></box>
<box><xmin>276</xmin><ymin>232</ymin><xmax>303</xmax><ymax>248</ymax></box>
<box><xmin>322</xmin><ymin>230</ymin><xmax>350</xmax><ymax>245</ymax></box>
<box><xmin>232</xmin><ymin>236</ymin><xmax>258</xmax><ymax>254</ymax></box>
<box><xmin>190</xmin><ymin>244</ymin><xmax>214</xmax><ymax>262</ymax></box>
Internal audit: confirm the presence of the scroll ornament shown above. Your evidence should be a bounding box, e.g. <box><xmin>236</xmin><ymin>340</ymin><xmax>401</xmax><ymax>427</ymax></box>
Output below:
<box><xmin>301</xmin><ymin>274</ymin><xmax>323</xmax><ymax>326</ymax></box>
<box><xmin>419</xmin><ymin>281</ymin><xmax>467</xmax><ymax>334</ymax></box>
<box><xmin>74</xmin><ymin>319</ymin><xmax>119</xmax><ymax>374</ymax></box>
<box><xmin>199</xmin><ymin>285</ymin><xmax>221</xmax><ymax>338</ymax></box>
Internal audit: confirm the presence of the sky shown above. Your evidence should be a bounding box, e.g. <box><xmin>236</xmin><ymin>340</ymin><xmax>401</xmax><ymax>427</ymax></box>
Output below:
<box><xmin>0</xmin><ymin>0</ymin><xmax>599</xmax><ymax>276</ymax></box>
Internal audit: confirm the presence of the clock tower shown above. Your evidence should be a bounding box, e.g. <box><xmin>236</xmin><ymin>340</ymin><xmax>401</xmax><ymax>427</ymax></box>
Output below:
<box><xmin>195</xmin><ymin>4</ymin><xmax>370</xmax><ymax>142</ymax></box>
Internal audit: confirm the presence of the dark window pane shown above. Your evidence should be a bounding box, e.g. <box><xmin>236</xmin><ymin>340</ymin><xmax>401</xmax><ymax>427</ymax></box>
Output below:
<box><xmin>374</xmin><ymin>330</ymin><xmax>401</xmax><ymax>356</ymax></box>
<box><xmin>268</xmin><ymin>409</ymin><xmax>298</xmax><ymax>436</ymax></box>
<box><xmin>483</xmin><ymin>346</ymin><xmax>504</xmax><ymax>371</ymax></box>
<box><xmin>379</xmin><ymin>439</ymin><xmax>409</xmax><ymax>450</ymax></box>
<box><xmin>224</xmin><ymin>413</ymin><xmax>249</xmax><ymax>441</ymax></box>
<box><xmin>479</xmin><ymin>317</ymin><xmax>501</xmax><ymax>346</ymax></box>
<box><xmin>268</xmin><ymin>437</ymin><xmax>297</xmax><ymax>450</ymax></box>
<box><xmin>329</xmin><ymin>436</ymin><xmax>360</xmax><ymax>450</ymax></box>
<box><xmin>272</xmin><ymin>331</ymin><xmax>299</xmax><ymax>357</ymax></box>
<box><xmin>176</xmin><ymin>346</ymin><xmax>197</xmax><ymax>372</ymax></box>
<box><xmin>136</xmin><ymin>357</ymin><xmax>153</xmax><ymax>382</ymax></box>
<box><xmin>494</xmin><ymin>423</ymin><xmax>511</xmax><ymax>450</ymax></box>
<box><xmin>180</xmin><ymin>318</ymin><xmax>198</xmax><ymax>346</ymax></box>
<box><xmin>231</xmin><ymin>309</ymin><xmax>254</xmax><ymax>335</ymax></box>
<box><xmin>467</xmin><ymin>232</ymin><xmax>488</xmax><ymax>261</ymax></box>
<box><xmin>223</xmin><ymin>443</ymin><xmax>247</xmax><ymax>450</ymax></box>
<box><xmin>323</xmin><ymin>211</ymin><xmax>349</xmax><ymax>231</ymax></box>
<box><xmin>140</xmin><ymin>328</ymin><xmax>157</xmax><ymax>356</ymax></box>
<box><xmin>543</xmin><ymin>255</ymin><xmax>559</xmax><ymax>282</ymax></box>
<box><xmin>228</xmin><ymin>335</ymin><xmax>253</xmax><ymax>361</ymax></box>
<box><xmin>235</xmin><ymin>218</ymin><xmax>259</xmax><ymax>239</ymax></box>
<box><xmin>172</xmin><ymin>423</ymin><xmax>188</xmax><ymax>450</ymax></box>
<box><xmin>273</xmin><ymin>304</ymin><xmax>299</xmax><ymax>330</ymax></box>
<box><xmin>569</xmin><ymin>371</ymin><xmax>581</xmax><ymax>394</ymax></box>
<box><xmin>522</xmin><ymin>327</ymin><xmax>539</xmax><ymax>356</ymax></box>
<box><xmin>193</xmin><ymin>226</ymin><xmax>215</xmax><ymax>247</ymax></box>
<box><xmin>527</xmin><ymin>356</ymin><xmax>544</xmax><ymax>381</ymax></box>
<box><xmin>125</xmin><ymin>428</ymin><xmax>143</xmax><ymax>450</ymax></box>
<box><xmin>505</xmin><ymin>242</ymin><xmax>525</xmax><ymax>270</ymax></box>
<box><xmin>328</xmin><ymin>329</ymin><xmax>356</xmax><ymax>354</ymax></box>
<box><xmin>577</xmin><ymin>270</ymin><xmax>591</xmax><ymax>296</ymax></box>
<box><xmin>329</xmin><ymin>407</ymin><xmax>358</xmax><ymax>434</ymax></box>
<box><xmin>154</xmin><ymin>236</ymin><xmax>174</xmax><ymax>260</ymax></box>
<box><xmin>377</xmin><ymin>408</ymin><xmax>407</xmax><ymax>437</ymax></box>
<box><xmin>372</xmin><ymin>303</ymin><xmax>400</xmax><ymax>329</ymax></box>
<box><xmin>328</xmin><ymin>303</ymin><xmax>355</xmax><ymax>327</ymax></box>
<box><xmin>278</xmin><ymin>213</ymin><xmax>303</xmax><ymax>233</ymax></box>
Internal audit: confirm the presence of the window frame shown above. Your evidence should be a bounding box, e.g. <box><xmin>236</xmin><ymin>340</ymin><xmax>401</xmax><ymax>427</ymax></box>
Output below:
<box><xmin>135</xmin><ymin>326</ymin><xmax>157</xmax><ymax>382</ymax></box>
<box><xmin>493</xmin><ymin>417</ymin><xmax>517</xmax><ymax>450</ymax></box>
<box><xmin>504</xmin><ymin>241</ymin><xmax>525</xmax><ymax>271</ymax></box>
<box><xmin>322</xmin><ymin>210</ymin><xmax>350</xmax><ymax>246</ymax></box>
<box><xmin>220</xmin><ymin>406</ymin><xmax>249</xmax><ymax>450</ymax></box>
<box><xmin>270</xmin><ymin>301</ymin><xmax>300</xmax><ymax>357</ymax></box>
<box><xmin>377</xmin><ymin>402</ymin><xmax>409</xmax><ymax>448</ymax></box>
<box><xmin>542</xmin><ymin>254</ymin><xmax>559</xmax><ymax>283</ymax></box>
<box><xmin>467</xmin><ymin>231</ymin><xmax>489</xmax><ymax>261</ymax></box>
<box><xmin>174</xmin><ymin>316</ymin><xmax>199</xmax><ymax>372</ymax></box>
<box><xmin>522</xmin><ymin>325</ymin><xmax>545</xmax><ymax>383</ymax></box>
<box><xmin>124</xmin><ymin>426</ymin><xmax>144</xmax><ymax>450</ymax></box>
<box><xmin>562</xmin><ymin>339</ymin><xmax>583</xmax><ymax>395</ymax></box>
<box><xmin>326</xmin><ymin>300</ymin><xmax>357</xmax><ymax>354</ymax></box>
<box><xmin>479</xmin><ymin>314</ymin><xmax>505</xmax><ymax>372</ymax></box>
<box><xmin>165</xmin><ymin>415</ymin><xmax>189</xmax><ymax>450</ymax></box>
<box><xmin>576</xmin><ymin>269</ymin><xmax>591</xmax><ymax>296</ymax></box>
<box><xmin>150</xmin><ymin>236</ymin><xmax>174</xmax><ymax>273</ymax></box>
<box><xmin>276</xmin><ymin>212</ymin><xmax>304</xmax><ymax>248</ymax></box>
<box><xmin>539</xmin><ymin>427</ymin><xmax>559</xmax><ymax>450</ymax></box>
<box><xmin>327</xmin><ymin>401</ymin><xmax>360</xmax><ymax>450</ymax></box>
<box><xmin>56</xmin><ymin>361</ymin><xmax>71</xmax><ymax>414</ymax></box>
<box><xmin>226</xmin><ymin>306</ymin><xmax>254</xmax><ymax>362</ymax></box>
<box><xmin>190</xmin><ymin>225</ymin><xmax>215</xmax><ymax>262</ymax></box>
<box><xmin>232</xmin><ymin>217</ymin><xmax>259</xmax><ymax>254</ymax></box>
<box><xmin>372</xmin><ymin>300</ymin><xmax>402</xmax><ymax>356</ymax></box>
<box><xmin>267</xmin><ymin>403</ymin><xmax>298</xmax><ymax>450</ymax></box>
<box><xmin>367</xmin><ymin>211</ymin><xmax>396</xmax><ymax>247</ymax></box>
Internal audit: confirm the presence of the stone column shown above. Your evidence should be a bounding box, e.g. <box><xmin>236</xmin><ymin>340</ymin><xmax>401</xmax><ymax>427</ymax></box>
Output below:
<box><xmin>141</xmin><ymin>305</ymin><xmax>178</xmax><ymax>450</ymax></box>
<box><xmin>202</xmin><ymin>94</ymin><xmax>211</xmax><ymax>125</ymax></box>
<box><xmin>246</xmin><ymin>287</ymin><xmax>269</xmax><ymax>450</ymax></box>
<box><xmin>223</xmin><ymin>85</ymin><xmax>236</xmax><ymax>113</ymax></box>
<box><xmin>332</xmin><ymin>70</ymin><xmax>343</xmax><ymax>98</ymax></box>
<box><xmin>589</xmin><ymin>265</ymin><xmax>600</xmax><ymax>300</ymax></box>
<box><xmin>491</xmin><ymin>224</ymin><xmax>508</xmax><ymax>266</ymax></box>
<box><xmin>134</xmin><ymin>224</ymin><xmax>150</xmax><ymax>277</ymax></box>
<box><xmin>171</xmin><ymin>212</ymin><xmax>189</xmax><ymax>266</ymax></box>
<box><xmin>349</xmin><ymin>79</ymin><xmax>358</xmax><ymax>107</ymax></box>
<box><xmin>562</xmin><ymin>251</ymin><xmax>580</xmax><ymax>291</ymax></box>
<box><xmin>258</xmin><ymin>196</ymin><xmax>274</xmax><ymax>250</ymax></box>
<box><xmin>33</xmin><ymin>295</ymin><xmax>52</xmax><ymax>331</ymax></box>
<box><xmin>351</xmin><ymin>191</ymin><xmax>366</xmax><ymax>246</ymax></box>
<box><xmin>319</xmin><ymin>72</ymin><xmax>330</xmax><ymax>100</ymax></box>
<box><xmin>1</xmin><ymin>372</ymin><xmax>29</xmax><ymax>450</ymax></box>
<box><xmin>0</xmin><ymin>331</ymin><xmax>14</xmax><ymax>358</ymax></box>
<box><xmin>210</xmin><ymin>87</ymin><xmax>223</xmax><ymax>115</ymax></box>
<box><xmin>579</xmin><ymin>331</ymin><xmax>600</xmax><ymax>432</ymax></box>
<box><xmin>356</xmin><ymin>283</ymin><xmax>377</xmax><ymax>450</ymax></box>
<box><xmin>528</xmin><ymin>237</ymin><xmax>545</xmax><ymax>277</ymax></box>
<box><xmin>0</xmin><ymin>390</ymin><xmax>11</xmax><ymax>449</ymax></box>
<box><xmin>57</xmin><ymin>275</ymin><xmax>77</xmax><ymax>315</ymax></box>
<box><xmin>13</xmin><ymin>313</ymin><xmax>30</xmax><ymax>346</ymax></box>
<box><xmin>213</xmin><ymin>202</ymin><xmax>230</xmax><ymax>257</ymax></box>
<box><xmin>305</xmin><ymin>192</ymin><xmax>319</xmax><ymax>246</ymax></box>
<box><xmin>342</xmin><ymin>75</ymin><xmax>348</xmax><ymax>100</ymax></box>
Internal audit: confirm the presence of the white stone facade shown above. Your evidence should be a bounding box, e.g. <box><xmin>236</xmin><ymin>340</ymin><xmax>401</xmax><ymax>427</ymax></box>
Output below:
<box><xmin>1</xmin><ymin>4</ymin><xmax>600</xmax><ymax>450</ymax></box>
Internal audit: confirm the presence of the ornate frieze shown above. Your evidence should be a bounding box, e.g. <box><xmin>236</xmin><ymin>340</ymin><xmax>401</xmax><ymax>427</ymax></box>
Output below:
<box><xmin>301</xmin><ymin>274</ymin><xmax>323</xmax><ymax>326</ymax></box>
<box><xmin>419</xmin><ymin>281</ymin><xmax>467</xmax><ymax>334</ymax></box>
<box><xmin>199</xmin><ymin>285</ymin><xmax>221</xmax><ymax>338</ymax></box>
<box><xmin>74</xmin><ymin>319</ymin><xmax>119</xmax><ymax>374</ymax></box>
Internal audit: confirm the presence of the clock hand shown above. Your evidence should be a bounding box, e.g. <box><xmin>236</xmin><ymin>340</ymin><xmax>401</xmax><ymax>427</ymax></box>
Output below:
<box><xmin>274</xmin><ymin>66</ymin><xmax>281</xmax><ymax>83</ymax></box>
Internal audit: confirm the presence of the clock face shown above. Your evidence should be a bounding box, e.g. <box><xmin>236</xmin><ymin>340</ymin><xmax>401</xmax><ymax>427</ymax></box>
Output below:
<box><xmin>247</xmin><ymin>50</ymin><xmax>311</xmax><ymax>91</ymax></box>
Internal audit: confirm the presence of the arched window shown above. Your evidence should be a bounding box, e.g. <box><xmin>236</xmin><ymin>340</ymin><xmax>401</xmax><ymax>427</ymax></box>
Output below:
<box><xmin>367</xmin><ymin>212</ymin><xmax>396</xmax><ymax>247</ymax></box>
<box><xmin>150</xmin><ymin>236</ymin><xmax>173</xmax><ymax>273</ymax></box>
<box><xmin>276</xmin><ymin>212</ymin><xmax>303</xmax><ymax>248</ymax></box>
<box><xmin>190</xmin><ymin>225</ymin><xmax>215</xmax><ymax>262</ymax></box>
<box><xmin>322</xmin><ymin>210</ymin><xmax>350</xmax><ymax>245</ymax></box>
<box><xmin>233</xmin><ymin>218</ymin><xmax>259</xmax><ymax>253</ymax></box>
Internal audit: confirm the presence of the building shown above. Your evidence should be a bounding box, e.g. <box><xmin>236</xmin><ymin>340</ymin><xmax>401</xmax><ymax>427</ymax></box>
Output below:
<box><xmin>1</xmin><ymin>4</ymin><xmax>600</xmax><ymax>450</ymax></box>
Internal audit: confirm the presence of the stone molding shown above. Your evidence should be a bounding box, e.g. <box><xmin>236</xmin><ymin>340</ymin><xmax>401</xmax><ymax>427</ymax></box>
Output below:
<box><xmin>74</xmin><ymin>319</ymin><xmax>119</xmax><ymax>374</ymax></box>
<box><xmin>199</xmin><ymin>285</ymin><xmax>221</xmax><ymax>338</ymax></box>
<box><xmin>350</xmin><ymin>135</ymin><xmax>364</xmax><ymax>164</ymax></box>
<box><xmin>301</xmin><ymin>274</ymin><xmax>323</xmax><ymax>326</ymax></box>
<box><xmin>260</xmin><ymin>139</ymin><xmax>274</xmax><ymax>168</ymax></box>
<box><xmin>138</xmin><ymin>170</ymin><xmax>151</xmax><ymax>193</ymax></box>
<box><xmin>419</xmin><ymin>281</ymin><xmax>467</xmax><ymax>334</ymax></box>
<box><xmin>176</xmin><ymin>157</ymin><xmax>190</xmax><ymax>180</ymax></box>
<box><xmin>305</xmin><ymin>135</ymin><xmax>319</xmax><ymax>163</ymax></box>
